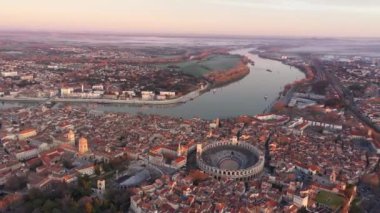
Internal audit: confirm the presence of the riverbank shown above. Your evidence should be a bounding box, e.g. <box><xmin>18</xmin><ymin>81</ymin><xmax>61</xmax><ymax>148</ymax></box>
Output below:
<box><xmin>0</xmin><ymin>82</ymin><xmax>211</xmax><ymax>106</ymax></box>
<box><xmin>0</xmin><ymin>58</ymin><xmax>255</xmax><ymax>106</ymax></box>
<box><xmin>206</xmin><ymin>57</ymin><xmax>251</xmax><ymax>87</ymax></box>
<box><xmin>252</xmin><ymin>53</ymin><xmax>311</xmax><ymax>112</ymax></box>
<box><xmin>0</xmin><ymin>55</ymin><xmax>254</xmax><ymax>106</ymax></box>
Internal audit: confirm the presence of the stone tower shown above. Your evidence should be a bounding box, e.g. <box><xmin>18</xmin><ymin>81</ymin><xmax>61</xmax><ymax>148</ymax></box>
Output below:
<box><xmin>330</xmin><ymin>168</ymin><xmax>337</xmax><ymax>183</ymax></box>
<box><xmin>67</xmin><ymin>130</ymin><xmax>75</xmax><ymax>144</ymax></box>
<box><xmin>177</xmin><ymin>143</ymin><xmax>182</xmax><ymax>156</ymax></box>
<box><xmin>196</xmin><ymin>144</ymin><xmax>203</xmax><ymax>155</ymax></box>
<box><xmin>97</xmin><ymin>179</ymin><xmax>106</xmax><ymax>195</ymax></box>
<box><xmin>78</xmin><ymin>137</ymin><xmax>89</xmax><ymax>154</ymax></box>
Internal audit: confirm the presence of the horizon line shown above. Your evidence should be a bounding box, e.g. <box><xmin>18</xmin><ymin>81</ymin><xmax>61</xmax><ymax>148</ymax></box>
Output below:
<box><xmin>1</xmin><ymin>29</ymin><xmax>380</xmax><ymax>40</ymax></box>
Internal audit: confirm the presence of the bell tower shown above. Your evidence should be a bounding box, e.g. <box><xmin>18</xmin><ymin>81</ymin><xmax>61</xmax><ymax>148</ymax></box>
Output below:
<box><xmin>78</xmin><ymin>137</ymin><xmax>89</xmax><ymax>154</ymax></box>
<box><xmin>196</xmin><ymin>144</ymin><xmax>203</xmax><ymax>155</ymax></box>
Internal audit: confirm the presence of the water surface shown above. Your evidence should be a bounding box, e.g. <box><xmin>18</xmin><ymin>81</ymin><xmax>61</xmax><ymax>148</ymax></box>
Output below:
<box><xmin>92</xmin><ymin>49</ymin><xmax>305</xmax><ymax>119</ymax></box>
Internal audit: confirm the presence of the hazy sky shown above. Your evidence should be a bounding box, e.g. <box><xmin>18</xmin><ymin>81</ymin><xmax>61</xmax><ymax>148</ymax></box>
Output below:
<box><xmin>1</xmin><ymin>0</ymin><xmax>380</xmax><ymax>37</ymax></box>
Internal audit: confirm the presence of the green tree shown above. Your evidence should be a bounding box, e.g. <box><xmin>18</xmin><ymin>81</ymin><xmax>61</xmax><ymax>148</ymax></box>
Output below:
<box><xmin>41</xmin><ymin>199</ymin><xmax>59</xmax><ymax>213</ymax></box>
<box><xmin>52</xmin><ymin>208</ymin><xmax>62</xmax><ymax>213</ymax></box>
<box><xmin>28</xmin><ymin>188</ymin><xmax>45</xmax><ymax>200</ymax></box>
<box><xmin>5</xmin><ymin>175</ymin><xmax>27</xmax><ymax>191</ymax></box>
<box><xmin>32</xmin><ymin>199</ymin><xmax>45</xmax><ymax>209</ymax></box>
<box><xmin>94</xmin><ymin>164</ymin><xmax>102</xmax><ymax>176</ymax></box>
<box><xmin>105</xmin><ymin>188</ymin><xmax>131</xmax><ymax>212</ymax></box>
<box><xmin>84</xmin><ymin>202</ymin><xmax>94</xmax><ymax>213</ymax></box>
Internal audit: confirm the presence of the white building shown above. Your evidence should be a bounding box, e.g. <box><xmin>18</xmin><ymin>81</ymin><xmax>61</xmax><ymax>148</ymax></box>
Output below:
<box><xmin>124</xmin><ymin>91</ymin><xmax>136</xmax><ymax>97</ymax></box>
<box><xmin>97</xmin><ymin>179</ymin><xmax>106</xmax><ymax>195</ymax></box>
<box><xmin>141</xmin><ymin>91</ymin><xmax>155</xmax><ymax>100</ymax></box>
<box><xmin>92</xmin><ymin>84</ymin><xmax>104</xmax><ymax>91</ymax></box>
<box><xmin>18</xmin><ymin>129</ymin><xmax>37</xmax><ymax>140</ymax></box>
<box><xmin>20</xmin><ymin>75</ymin><xmax>34</xmax><ymax>81</ymax></box>
<box><xmin>60</xmin><ymin>87</ymin><xmax>74</xmax><ymax>96</ymax></box>
<box><xmin>159</xmin><ymin>91</ymin><xmax>176</xmax><ymax>97</ymax></box>
<box><xmin>15</xmin><ymin>148</ymin><xmax>39</xmax><ymax>161</ymax></box>
<box><xmin>76</xmin><ymin>164</ymin><xmax>95</xmax><ymax>176</ymax></box>
<box><xmin>1</xmin><ymin>71</ymin><xmax>18</xmax><ymax>77</ymax></box>
<box><xmin>47</xmin><ymin>65</ymin><xmax>59</xmax><ymax>70</ymax></box>
<box><xmin>156</xmin><ymin>95</ymin><xmax>166</xmax><ymax>100</ymax></box>
<box><xmin>293</xmin><ymin>194</ymin><xmax>308</xmax><ymax>207</ymax></box>
<box><xmin>65</xmin><ymin>92</ymin><xmax>102</xmax><ymax>99</ymax></box>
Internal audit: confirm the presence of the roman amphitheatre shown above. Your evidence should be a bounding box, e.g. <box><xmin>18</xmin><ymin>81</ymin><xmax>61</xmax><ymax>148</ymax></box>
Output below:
<box><xmin>196</xmin><ymin>139</ymin><xmax>264</xmax><ymax>181</ymax></box>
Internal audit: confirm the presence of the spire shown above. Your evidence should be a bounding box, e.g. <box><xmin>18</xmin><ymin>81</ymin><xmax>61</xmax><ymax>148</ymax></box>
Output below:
<box><xmin>330</xmin><ymin>168</ymin><xmax>337</xmax><ymax>183</ymax></box>
<box><xmin>177</xmin><ymin>143</ymin><xmax>182</xmax><ymax>156</ymax></box>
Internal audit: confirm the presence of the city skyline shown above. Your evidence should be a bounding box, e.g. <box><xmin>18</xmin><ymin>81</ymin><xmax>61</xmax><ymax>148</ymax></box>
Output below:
<box><xmin>1</xmin><ymin>1</ymin><xmax>380</xmax><ymax>211</ymax></box>
<box><xmin>1</xmin><ymin>0</ymin><xmax>380</xmax><ymax>37</ymax></box>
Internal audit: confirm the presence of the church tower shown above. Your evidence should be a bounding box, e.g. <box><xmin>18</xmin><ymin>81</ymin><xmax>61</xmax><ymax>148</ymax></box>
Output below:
<box><xmin>67</xmin><ymin>130</ymin><xmax>75</xmax><ymax>144</ymax></box>
<box><xmin>177</xmin><ymin>143</ymin><xmax>182</xmax><ymax>156</ymax></box>
<box><xmin>97</xmin><ymin>179</ymin><xmax>106</xmax><ymax>195</ymax></box>
<box><xmin>330</xmin><ymin>168</ymin><xmax>337</xmax><ymax>183</ymax></box>
<box><xmin>78</xmin><ymin>137</ymin><xmax>89</xmax><ymax>154</ymax></box>
<box><xmin>196</xmin><ymin>144</ymin><xmax>203</xmax><ymax>155</ymax></box>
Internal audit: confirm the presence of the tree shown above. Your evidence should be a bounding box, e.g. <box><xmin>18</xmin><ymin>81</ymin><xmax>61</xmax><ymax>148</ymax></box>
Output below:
<box><xmin>101</xmin><ymin>162</ymin><xmax>113</xmax><ymax>172</ymax></box>
<box><xmin>78</xmin><ymin>175</ymin><xmax>92</xmax><ymax>191</ymax></box>
<box><xmin>105</xmin><ymin>189</ymin><xmax>131</xmax><ymax>212</ymax></box>
<box><xmin>60</xmin><ymin>194</ymin><xmax>79</xmax><ymax>213</ymax></box>
<box><xmin>84</xmin><ymin>202</ymin><xmax>93</xmax><ymax>213</ymax></box>
<box><xmin>5</xmin><ymin>175</ymin><xmax>27</xmax><ymax>191</ymax></box>
<box><xmin>94</xmin><ymin>164</ymin><xmax>102</xmax><ymax>176</ymax></box>
<box><xmin>32</xmin><ymin>199</ymin><xmax>45</xmax><ymax>210</ymax></box>
<box><xmin>41</xmin><ymin>199</ymin><xmax>59</xmax><ymax>213</ymax></box>
<box><xmin>28</xmin><ymin>188</ymin><xmax>44</xmax><ymax>200</ymax></box>
<box><xmin>45</xmin><ymin>182</ymin><xmax>69</xmax><ymax>200</ymax></box>
<box><xmin>52</xmin><ymin>208</ymin><xmax>62</xmax><ymax>213</ymax></box>
<box><xmin>70</xmin><ymin>175</ymin><xmax>92</xmax><ymax>199</ymax></box>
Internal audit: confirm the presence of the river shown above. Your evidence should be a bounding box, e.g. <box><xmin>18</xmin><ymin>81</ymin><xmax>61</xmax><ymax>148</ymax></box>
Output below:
<box><xmin>0</xmin><ymin>49</ymin><xmax>305</xmax><ymax>119</ymax></box>
<box><xmin>88</xmin><ymin>49</ymin><xmax>304</xmax><ymax>119</ymax></box>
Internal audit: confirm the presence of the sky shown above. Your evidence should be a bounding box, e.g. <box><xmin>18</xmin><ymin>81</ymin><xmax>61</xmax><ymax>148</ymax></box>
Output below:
<box><xmin>1</xmin><ymin>0</ymin><xmax>380</xmax><ymax>37</ymax></box>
